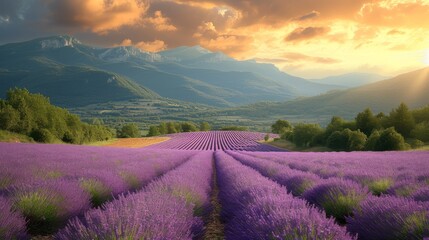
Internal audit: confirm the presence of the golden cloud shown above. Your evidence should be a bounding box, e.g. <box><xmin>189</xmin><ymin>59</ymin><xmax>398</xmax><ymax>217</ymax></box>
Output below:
<box><xmin>116</xmin><ymin>38</ymin><xmax>167</xmax><ymax>52</ymax></box>
<box><xmin>48</xmin><ymin>0</ymin><xmax>146</xmax><ymax>34</ymax></box>
<box><xmin>285</xmin><ymin>27</ymin><xmax>330</xmax><ymax>42</ymax></box>
<box><xmin>145</xmin><ymin>11</ymin><xmax>177</xmax><ymax>31</ymax></box>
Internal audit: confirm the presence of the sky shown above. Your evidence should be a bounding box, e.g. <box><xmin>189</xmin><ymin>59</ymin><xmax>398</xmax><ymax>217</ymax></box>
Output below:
<box><xmin>1</xmin><ymin>0</ymin><xmax>429</xmax><ymax>78</ymax></box>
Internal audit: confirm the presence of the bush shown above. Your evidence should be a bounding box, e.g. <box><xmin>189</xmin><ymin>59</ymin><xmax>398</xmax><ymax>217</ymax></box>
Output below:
<box><xmin>347</xmin><ymin>196</ymin><xmax>429</xmax><ymax>240</ymax></box>
<box><xmin>271</xmin><ymin>119</ymin><xmax>292</xmax><ymax>134</ymax></box>
<box><xmin>327</xmin><ymin>129</ymin><xmax>367</xmax><ymax>151</ymax></box>
<box><xmin>365</xmin><ymin>130</ymin><xmax>381</xmax><ymax>151</ymax></box>
<box><xmin>117</xmin><ymin>123</ymin><xmax>140</xmax><ymax>138</ymax></box>
<box><xmin>303</xmin><ymin>179</ymin><xmax>369</xmax><ymax>223</ymax></box>
<box><xmin>411</xmin><ymin>121</ymin><xmax>429</xmax><ymax>142</ymax></box>
<box><xmin>374</xmin><ymin>127</ymin><xmax>407</xmax><ymax>151</ymax></box>
<box><xmin>147</xmin><ymin>126</ymin><xmax>160</xmax><ymax>137</ymax></box>
<box><xmin>30</xmin><ymin>129</ymin><xmax>57</xmax><ymax>143</ymax></box>
<box><xmin>292</xmin><ymin>123</ymin><xmax>324</xmax><ymax>147</ymax></box>
<box><xmin>407</xmin><ymin>139</ymin><xmax>425</xmax><ymax>149</ymax></box>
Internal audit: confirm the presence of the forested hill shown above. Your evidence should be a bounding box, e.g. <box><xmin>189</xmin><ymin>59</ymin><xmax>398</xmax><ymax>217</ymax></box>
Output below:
<box><xmin>0</xmin><ymin>89</ymin><xmax>113</xmax><ymax>143</ymax></box>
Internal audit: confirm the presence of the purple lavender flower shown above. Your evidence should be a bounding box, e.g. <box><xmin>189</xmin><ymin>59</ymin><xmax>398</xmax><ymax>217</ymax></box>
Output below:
<box><xmin>347</xmin><ymin>196</ymin><xmax>429</xmax><ymax>240</ymax></box>
<box><xmin>0</xmin><ymin>197</ymin><xmax>28</xmax><ymax>240</ymax></box>
<box><xmin>414</xmin><ymin>187</ymin><xmax>429</xmax><ymax>202</ymax></box>
<box><xmin>303</xmin><ymin>178</ymin><xmax>370</xmax><ymax>223</ymax></box>
<box><xmin>7</xmin><ymin>179</ymin><xmax>91</xmax><ymax>234</ymax></box>
<box><xmin>215</xmin><ymin>151</ymin><xmax>355</xmax><ymax>240</ymax></box>
<box><xmin>56</xmin><ymin>151</ymin><xmax>213</xmax><ymax>240</ymax></box>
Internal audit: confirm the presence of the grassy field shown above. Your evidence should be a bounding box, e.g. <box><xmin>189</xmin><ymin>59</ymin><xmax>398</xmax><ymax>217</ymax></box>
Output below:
<box><xmin>93</xmin><ymin>137</ymin><xmax>170</xmax><ymax>148</ymax></box>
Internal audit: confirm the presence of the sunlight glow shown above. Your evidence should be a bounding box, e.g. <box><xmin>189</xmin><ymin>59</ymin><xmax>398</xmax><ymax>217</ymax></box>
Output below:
<box><xmin>425</xmin><ymin>50</ymin><xmax>429</xmax><ymax>65</ymax></box>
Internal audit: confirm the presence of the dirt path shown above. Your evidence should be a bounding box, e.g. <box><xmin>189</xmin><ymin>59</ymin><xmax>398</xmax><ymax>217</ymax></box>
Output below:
<box><xmin>102</xmin><ymin>137</ymin><xmax>170</xmax><ymax>148</ymax></box>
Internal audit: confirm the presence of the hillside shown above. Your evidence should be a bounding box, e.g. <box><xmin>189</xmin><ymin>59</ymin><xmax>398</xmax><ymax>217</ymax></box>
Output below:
<box><xmin>221</xmin><ymin>67</ymin><xmax>429</xmax><ymax>122</ymax></box>
<box><xmin>0</xmin><ymin>36</ymin><xmax>343</xmax><ymax>107</ymax></box>
<box><xmin>309</xmin><ymin>73</ymin><xmax>387</xmax><ymax>88</ymax></box>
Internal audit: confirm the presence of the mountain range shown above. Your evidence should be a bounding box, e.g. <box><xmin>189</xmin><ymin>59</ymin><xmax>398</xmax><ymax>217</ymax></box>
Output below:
<box><xmin>1</xmin><ymin>35</ymin><xmax>428</xmax><ymax>125</ymax></box>
<box><xmin>0</xmin><ymin>35</ymin><xmax>343</xmax><ymax>107</ymax></box>
<box><xmin>229</xmin><ymin>67</ymin><xmax>429</xmax><ymax>121</ymax></box>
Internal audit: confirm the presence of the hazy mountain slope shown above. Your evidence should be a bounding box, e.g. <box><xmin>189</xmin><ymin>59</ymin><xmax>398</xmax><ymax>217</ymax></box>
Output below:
<box><xmin>0</xmin><ymin>56</ymin><xmax>159</xmax><ymax>107</ymax></box>
<box><xmin>233</xmin><ymin>67</ymin><xmax>429</xmax><ymax>118</ymax></box>
<box><xmin>309</xmin><ymin>73</ymin><xmax>387</xmax><ymax>88</ymax></box>
<box><xmin>159</xmin><ymin>46</ymin><xmax>344</xmax><ymax>96</ymax></box>
<box><xmin>0</xmin><ymin>36</ymin><xmax>345</xmax><ymax>107</ymax></box>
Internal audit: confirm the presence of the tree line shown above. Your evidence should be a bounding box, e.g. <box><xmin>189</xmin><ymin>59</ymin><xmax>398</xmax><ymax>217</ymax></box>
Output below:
<box><xmin>0</xmin><ymin>89</ymin><xmax>113</xmax><ymax>144</ymax></box>
<box><xmin>272</xmin><ymin>103</ymin><xmax>429</xmax><ymax>151</ymax></box>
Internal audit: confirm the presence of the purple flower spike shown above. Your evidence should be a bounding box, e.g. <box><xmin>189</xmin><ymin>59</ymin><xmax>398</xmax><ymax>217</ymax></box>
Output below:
<box><xmin>0</xmin><ymin>197</ymin><xmax>28</xmax><ymax>240</ymax></box>
<box><xmin>347</xmin><ymin>196</ymin><xmax>429</xmax><ymax>240</ymax></box>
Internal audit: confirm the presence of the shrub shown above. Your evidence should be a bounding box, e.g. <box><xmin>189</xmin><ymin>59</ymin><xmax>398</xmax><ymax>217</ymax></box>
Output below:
<box><xmin>303</xmin><ymin>179</ymin><xmax>369</xmax><ymax>223</ymax></box>
<box><xmin>374</xmin><ymin>127</ymin><xmax>407</xmax><ymax>151</ymax></box>
<box><xmin>365</xmin><ymin>130</ymin><xmax>380</xmax><ymax>151</ymax></box>
<box><xmin>347</xmin><ymin>196</ymin><xmax>429</xmax><ymax>240</ymax></box>
<box><xmin>117</xmin><ymin>123</ymin><xmax>140</xmax><ymax>138</ymax></box>
<box><xmin>0</xmin><ymin>197</ymin><xmax>28</xmax><ymax>239</ymax></box>
<box><xmin>30</xmin><ymin>128</ymin><xmax>57</xmax><ymax>143</ymax></box>
<box><xmin>9</xmin><ymin>180</ymin><xmax>90</xmax><ymax>234</ymax></box>
<box><xmin>80</xmin><ymin>179</ymin><xmax>111</xmax><ymax>207</ymax></box>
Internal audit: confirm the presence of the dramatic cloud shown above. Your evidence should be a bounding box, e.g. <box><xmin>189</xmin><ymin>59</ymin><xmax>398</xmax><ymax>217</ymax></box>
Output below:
<box><xmin>116</xmin><ymin>38</ymin><xmax>167</xmax><ymax>52</ymax></box>
<box><xmin>1</xmin><ymin>0</ymin><xmax>429</xmax><ymax>77</ymax></box>
<box><xmin>294</xmin><ymin>11</ymin><xmax>321</xmax><ymax>21</ymax></box>
<box><xmin>144</xmin><ymin>11</ymin><xmax>177</xmax><ymax>31</ymax></box>
<box><xmin>47</xmin><ymin>0</ymin><xmax>146</xmax><ymax>33</ymax></box>
<box><xmin>283</xmin><ymin>52</ymin><xmax>341</xmax><ymax>64</ymax></box>
<box><xmin>359</xmin><ymin>0</ymin><xmax>429</xmax><ymax>28</ymax></box>
<box><xmin>285</xmin><ymin>27</ymin><xmax>330</xmax><ymax>42</ymax></box>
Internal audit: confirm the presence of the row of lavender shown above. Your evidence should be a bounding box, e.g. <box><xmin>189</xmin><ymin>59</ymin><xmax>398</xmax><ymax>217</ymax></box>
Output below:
<box><xmin>215</xmin><ymin>151</ymin><xmax>354</xmax><ymax>239</ymax></box>
<box><xmin>56</xmin><ymin>151</ymin><xmax>214</xmax><ymax>239</ymax></box>
<box><xmin>228</xmin><ymin>151</ymin><xmax>429</xmax><ymax>239</ymax></box>
<box><xmin>148</xmin><ymin>131</ymin><xmax>280</xmax><ymax>151</ymax></box>
<box><xmin>0</xmin><ymin>143</ymin><xmax>197</xmax><ymax>237</ymax></box>
<box><xmin>246</xmin><ymin>151</ymin><xmax>429</xmax><ymax>199</ymax></box>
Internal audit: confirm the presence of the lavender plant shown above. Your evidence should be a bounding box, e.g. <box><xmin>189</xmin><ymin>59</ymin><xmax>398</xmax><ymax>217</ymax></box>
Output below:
<box><xmin>215</xmin><ymin>151</ymin><xmax>355</xmax><ymax>240</ymax></box>
<box><xmin>303</xmin><ymin>179</ymin><xmax>370</xmax><ymax>223</ymax></box>
<box><xmin>347</xmin><ymin>196</ymin><xmax>429</xmax><ymax>240</ymax></box>
<box><xmin>56</xmin><ymin>151</ymin><xmax>213</xmax><ymax>240</ymax></box>
<box><xmin>0</xmin><ymin>197</ymin><xmax>28</xmax><ymax>240</ymax></box>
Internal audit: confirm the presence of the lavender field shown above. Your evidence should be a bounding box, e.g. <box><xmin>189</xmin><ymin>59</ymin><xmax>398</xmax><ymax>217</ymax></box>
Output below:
<box><xmin>1</xmin><ymin>131</ymin><xmax>429</xmax><ymax>239</ymax></box>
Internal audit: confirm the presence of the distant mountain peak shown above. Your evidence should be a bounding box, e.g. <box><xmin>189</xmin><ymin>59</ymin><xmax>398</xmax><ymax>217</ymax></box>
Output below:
<box><xmin>99</xmin><ymin>45</ymin><xmax>162</xmax><ymax>62</ymax></box>
<box><xmin>39</xmin><ymin>35</ymin><xmax>81</xmax><ymax>49</ymax></box>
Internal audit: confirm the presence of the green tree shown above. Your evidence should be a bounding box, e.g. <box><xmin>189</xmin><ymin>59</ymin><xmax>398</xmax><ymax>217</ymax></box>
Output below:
<box><xmin>118</xmin><ymin>123</ymin><xmax>140</xmax><ymax>138</ymax></box>
<box><xmin>388</xmin><ymin>103</ymin><xmax>415</xmax><ymax>138</ymax></box>
<box><xmin>181</xmin><ymin>122</ymin><xmax>198</xmax><ymax>132</ymax></box>
<box><xmin>324</xmin><ymin>116</ymin><xmax>356</xmax><ymax>142</ymax></box>
<box><xmin>0</xmin><ymin>104</ymin><xmax>19</xmax><ymax>131</ymax></box>
<box><xmin>411</xmin><ymin>122</ymin><xmax>429</xmax><ymax>142</ymax></box>
<box><xmin>374</xmin><ymin>127</ymin><xmax>407</xmax><ymax>151</ymax></box>
<box><xmin>271</xmin><ymin>120</ymin><xmax>292</xmax><ymax>134</ymax></box>
<box><xmin>355</xmin><ymin>108</ymin><xmax>380</xmax><ymax>136</ymax></box>
<box><xmin>158</xmin><ymin>122</ymin><xmax>167</xmax><ymax>135</ymax></box>
<box><xmin>292</xmin><ymin>123</ymin><xmax>324</xmax><ymax>147</ymax></box>
<box><xmin>365</xmin><ymin>130</ymin><xmax>381</xmax><ymax>151</ymax></box>
<box><xmin>327</xmin><ymin>130</ymin><xmax>351</xmax><ymax>151</ymax></box>
<box><xmin>30</xmin><ymin>128</ymin><xmax>57</xmax><ymax>143</ymax></box>
<box><xmin>348</xmin><ymin>130</ymin><xmax>367</xmax><ymax>151</ymax></box>
<box><xmin>264</xmin><ymin>133</ymin><xmax>270</xmax><ymax>142</ymax></box>
<box><xmin>412</xmin><ymin>105</ymin><xmax>429</xmax><ymax>123</ymax></box>
<box><xmin>327</xmin><ymin>129</ymin><xmax>367</xmax><ymax>151</ymax></box>
<box><xmin>166</xmin><ymin>122</ymin><xmax>177</xmax><ymax>134</ymax></box>
<box><xmin>200</xmin><ymin>122</ymin><xmax>211</xmax><ymax>131</ymax></box>
<box><xmin>147</xmin><ymin>126</ymin><xmax>160</xmax><ymax>137</ymax></box>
